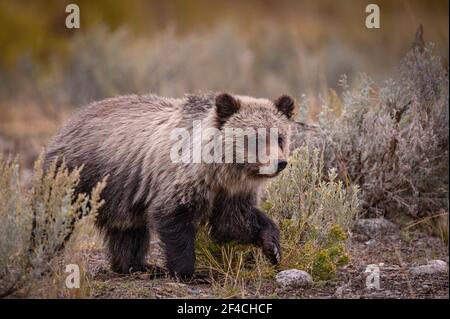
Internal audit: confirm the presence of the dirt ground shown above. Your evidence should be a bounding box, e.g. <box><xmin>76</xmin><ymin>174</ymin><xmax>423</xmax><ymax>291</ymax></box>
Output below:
<box><xmin>82</xmin><ymin>231</ymin><xmax>449</xmax><ymax>299</ymax></box>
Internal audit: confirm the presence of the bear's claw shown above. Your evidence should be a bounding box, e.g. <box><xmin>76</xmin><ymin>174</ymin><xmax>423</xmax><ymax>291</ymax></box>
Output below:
<box><xmin>260</xmin><ymin>226</ymin><xmax>281</xmax><ymax>265</ymax></box>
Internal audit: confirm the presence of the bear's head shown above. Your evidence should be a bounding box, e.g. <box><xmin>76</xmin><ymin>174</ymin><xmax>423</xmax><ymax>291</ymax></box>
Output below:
<box><xmin>213</xmin><ymin>92</ymin><xmax>298</xmax><ymax>180</ymax></box>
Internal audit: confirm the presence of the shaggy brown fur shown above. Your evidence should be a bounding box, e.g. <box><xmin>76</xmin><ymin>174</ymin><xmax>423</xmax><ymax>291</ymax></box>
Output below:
<box><xmin>44</xmin><ymin>92</ymin><xmax>298</xmax><ymax>277</ymax></box>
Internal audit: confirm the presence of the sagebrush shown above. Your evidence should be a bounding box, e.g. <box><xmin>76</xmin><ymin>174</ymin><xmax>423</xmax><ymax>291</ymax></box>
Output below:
<box><xmin>0</xmin><ymin>154</ymin><xmax>105</xmax><ymax>298</ymax></box>
<box><xmin>295</xmin><ymin>29</ymin><xmax>449</xmax><ymax>220</ymax></box>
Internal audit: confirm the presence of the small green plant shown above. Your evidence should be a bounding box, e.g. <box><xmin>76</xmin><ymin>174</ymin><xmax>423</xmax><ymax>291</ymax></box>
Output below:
<box><xmin>0</xmin><ymin>153</ymin><xmax>105</xmax><ymax>298</ymax></box>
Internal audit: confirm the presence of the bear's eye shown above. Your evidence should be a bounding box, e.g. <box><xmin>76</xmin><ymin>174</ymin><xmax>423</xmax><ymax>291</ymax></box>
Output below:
<box><xmin>278</xmin><ymin>135</ymin><xmax>284</xmax><ymax>147</ymax></box>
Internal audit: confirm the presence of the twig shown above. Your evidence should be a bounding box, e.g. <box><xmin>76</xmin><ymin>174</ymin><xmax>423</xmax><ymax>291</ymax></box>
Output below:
<box><xmin>294</xmin><ymin>121</ymin><xmax>320</xmax><ymax>131</ymax></box>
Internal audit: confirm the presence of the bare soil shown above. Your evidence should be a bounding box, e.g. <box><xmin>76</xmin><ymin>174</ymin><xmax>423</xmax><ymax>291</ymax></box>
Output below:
<box><xmin>84</xmin><ymin>232</ymin><xmax>449</xmax><ymax>299</ymax></box>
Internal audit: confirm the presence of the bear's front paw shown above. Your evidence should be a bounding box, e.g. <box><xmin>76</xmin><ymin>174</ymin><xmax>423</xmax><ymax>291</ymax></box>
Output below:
<box><xmin>260</xmin><ymin>226</ymin><xmax>281</xmax><ymax>265</ymax></box>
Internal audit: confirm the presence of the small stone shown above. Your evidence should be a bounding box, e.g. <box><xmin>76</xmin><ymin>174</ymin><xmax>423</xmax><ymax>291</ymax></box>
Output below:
<box><xmin>335</xmin><ymin>286</ymin><xmax>344</xmax><ymax>299</ymax></box>
<box><xmin>410</xmin><ymin>260</ymin><xmax>448</xmax><ymax>276</ymax></box>
<box><xmin>352</xmin><ymin>233</ymin><xmax>370</xmax><ymax>242</ymax></box>
<box><xmin>187</xmin><ymin>288</ymin><xmax>202</xmax><ymax>295</ymax></box>
<box><xmin>335</xmin><ymin>282</ymin><xmax>352</xmax><ymax>299</ymax></box>
<box><xmin>364</xmin><ymin>239</ymin><xmax>377</xmax><ymax>246</ymax></box>
<box><xmin>166</xmin><ymin>282</ymin><xmax>187</xmax><ymax>288</ymax></box>
<box><xmin>276</xmin><ymin>269</ymin><xmax>313</xmax><ymax>289</ymax></box>
<box><xmin>353</xmin><ymin>218</ymin><xmax>398</xmax><ymax>238</ymax></box>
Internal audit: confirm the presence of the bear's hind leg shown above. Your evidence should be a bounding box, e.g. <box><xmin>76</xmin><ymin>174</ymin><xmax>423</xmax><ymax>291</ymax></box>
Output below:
<box><xmin>105</xmin><ymin>227</ymin><xmax>150</xmax><ymax>274</ymax></box>
<box><xmin>156</xmin><ymin>205</ymin><xmax>196</xmax><ymax>279</ymax></box>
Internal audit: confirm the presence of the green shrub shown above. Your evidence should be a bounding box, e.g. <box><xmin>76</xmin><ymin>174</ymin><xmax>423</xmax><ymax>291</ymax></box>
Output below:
<box><xmin>265</xmin><ymin>147</ymin><xmax>359</xmax><ymax>280</ymax></box>
<box><xmin>0</xmin><ymin>153</ymin><xmax>105</xmax><ymax>298</ymax></box>
<box><xmin>196</xmin><ymin>146</ymin><xmax>360</xmax><ymax>288</ymax></box>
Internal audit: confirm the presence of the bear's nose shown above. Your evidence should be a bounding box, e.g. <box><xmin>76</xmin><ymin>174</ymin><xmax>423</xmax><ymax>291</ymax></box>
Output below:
<box><xmin>277</xmin><ymin>160</ymin><xmax>288</xmax><ymax>173</ymax></box>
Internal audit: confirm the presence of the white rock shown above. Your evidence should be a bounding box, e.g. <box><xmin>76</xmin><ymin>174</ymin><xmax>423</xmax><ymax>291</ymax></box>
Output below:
<box><xmin>276</xmin><ymin>269</ymin><xmax>313</xmax><ymax>288</ymax></box>
<box><xmin>364</xmin><ymin>239</ymin><xmax>377</xmax><ymax>246</ymax></box>
<box><xmin>410</xmin><ymin>260</ymin><xmax>448</xmax><ymax>276</ymax></box>
<box><xmin>353</xmin><ymin>218</ymin><xmax>398</xmax><ymax>238</ymax></box>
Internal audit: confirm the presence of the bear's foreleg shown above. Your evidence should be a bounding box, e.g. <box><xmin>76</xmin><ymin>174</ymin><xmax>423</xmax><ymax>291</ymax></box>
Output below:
<box><xmin>156</xmin><ymin>205</ymin><xmax>196</xmax><ymax>279</ymax></box>
<box><xmin>210</xmin><ymin>203</ymin><xmax>281</xmax><ymax>265</ymax></box>
<box><xmin>256</xmin><ymin>209</ymin><xmax>282</xmax><ymax>265</ymax></box>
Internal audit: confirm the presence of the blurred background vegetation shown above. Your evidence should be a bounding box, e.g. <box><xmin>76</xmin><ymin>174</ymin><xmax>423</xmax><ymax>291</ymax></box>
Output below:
<box><xmin>0</xmin><ymin>0</ymin><xmax>448</xmax><ymax>168</ymax></box>
<box><xmin>0</xmin><ymin>0</ymin><xmax>448</xmax><ymax>69</ymax></box>
<box><xmin>1</xmin><ymin>1</ymin><xmax>448</xmax><ymax>66</ymax></box>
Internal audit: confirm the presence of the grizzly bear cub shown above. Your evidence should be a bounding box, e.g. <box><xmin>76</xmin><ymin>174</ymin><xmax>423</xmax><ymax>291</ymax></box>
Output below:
<box><xmin>44</xmin><ymin>92</ymin><xmax>298</xmax><ymax>278</ymax></box>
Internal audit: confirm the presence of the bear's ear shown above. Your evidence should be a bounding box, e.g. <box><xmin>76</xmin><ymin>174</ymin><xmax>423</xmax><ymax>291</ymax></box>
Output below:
<box><xmin>274</xmin><ymin>95</ymin><xmax>297</xmax><ymax>119</ymax></box>
<box><xmin>215</xmin><ymin>93</ymin><xmax>241</xmax><ymax>127</ymax></box>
